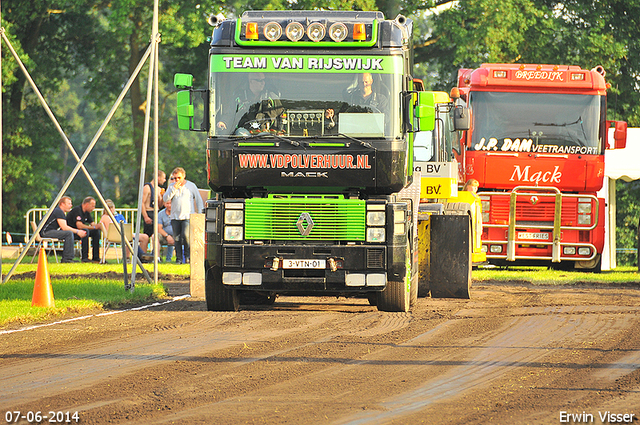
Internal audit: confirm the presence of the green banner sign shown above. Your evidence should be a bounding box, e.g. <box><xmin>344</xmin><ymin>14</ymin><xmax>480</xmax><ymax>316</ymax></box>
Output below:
<box><xmin>211</xmin><ymin>54</ymin><xmax>401</xmax><ymax>74</ymax></box>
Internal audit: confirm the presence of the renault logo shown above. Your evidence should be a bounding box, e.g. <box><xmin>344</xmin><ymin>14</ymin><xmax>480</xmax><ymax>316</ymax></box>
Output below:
<box><xmin>297</xmin><ymin>213</ymin><xmax>314</xmax><ymax>236</ymax></box>
<box><xmin>530</xmin><ymin>195</ymin><xmax>539</xmax><ymax>205</ymax></box>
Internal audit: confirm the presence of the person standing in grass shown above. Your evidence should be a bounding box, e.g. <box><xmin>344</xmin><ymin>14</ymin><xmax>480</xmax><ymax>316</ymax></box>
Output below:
<box><xmin>163</xmin><ymin>167</ymin><xmax>203</xmax><ymax>264</ymax></box>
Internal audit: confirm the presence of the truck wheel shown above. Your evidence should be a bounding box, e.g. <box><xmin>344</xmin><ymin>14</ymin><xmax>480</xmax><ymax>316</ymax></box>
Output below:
<box><xmin>410</xmin><ymin>272</ymin><xmax>418</xmax><ymax>307</ymax></box>
<box><xmin>430</xmin><ymin>214</ymin><xmax>471</xmax><ymax>299</ymax></box>
<box><xmin>376</xmin><ymin>279</ymin><xmax>410</xmax><ymax>312</ymax></box>
<box><xmin>205</xmin><ymin>266</ymin><xmax>239</xmax><ymax>311</ymax></box>
<box><xmin>376</xmin><ymin>245</ymin><xmax>411</xmax><ymax>312</ymax></box>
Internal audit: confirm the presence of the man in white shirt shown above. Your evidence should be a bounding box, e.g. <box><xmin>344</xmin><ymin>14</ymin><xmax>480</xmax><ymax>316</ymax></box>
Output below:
<box><xmin>162</xmin><ymin>167</ymin><xmax>204</xmax><ymax>264</ymax></box>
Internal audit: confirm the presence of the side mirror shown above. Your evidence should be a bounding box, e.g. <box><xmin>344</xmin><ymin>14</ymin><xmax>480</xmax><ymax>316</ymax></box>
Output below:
<box><xmin>176</xmin><ymin>90</ymin><xmax>194</xmax><ymax>130</ymax></box>
<box><xmin>614</xmin><ymin>121</ymin><xmax>627</xmax><ymax>149</ymax></box>
<box><xmin>416</xmin><ymin>91</ymin><xmax>435</xmax><ymax>132</ymax></box>
<box><xmin>174</xmin><ymin>73</ymin><xmax>194</xmax><ymax>89</ymax></box>
<box><xmin>453</xmin><ymin>106</ymin><xmax>470</xmax><ymax>131</ymax></box>
<box><xmin>606</xmin><ymin>120</ymin><xmax>627</xmax><ymax>149</ymax></box>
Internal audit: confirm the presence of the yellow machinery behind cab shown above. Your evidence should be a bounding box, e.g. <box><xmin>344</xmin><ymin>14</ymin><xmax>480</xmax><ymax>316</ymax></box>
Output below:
<box><xmin>413</xmin><ymin>91</ymin><xmax>486</xmax><ymax>299</ymax></box>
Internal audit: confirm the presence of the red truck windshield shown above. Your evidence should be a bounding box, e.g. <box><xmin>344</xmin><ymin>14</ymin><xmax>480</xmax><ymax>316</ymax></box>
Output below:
<box><xmin>469</xmin><ymin>92</ymin><xmax>604</xmax><ymax>155</ymax></box>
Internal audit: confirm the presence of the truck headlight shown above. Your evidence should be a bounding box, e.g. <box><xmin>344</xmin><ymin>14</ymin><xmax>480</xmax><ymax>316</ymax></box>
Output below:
<box><xmin>578</xmin><ymin>202</ymin><xmax>592</xmax><ymax>214</ymax></box>
<box><xmin>578</xmin><ymin>247</ymin><xmax>591</xmax><ymax>256</ymax></box>
<box><xmin>225</xmin><ymin>209</ymin><xmax>244</xmax><ymax>225</ymax></box>
<box><xmin>578</xmin><ymin>214</ymin><xmax>591</xmax><ymax>225</ymax></box>
<box><xmin>367</xmin><ymin>227</ymin><xmax>385</xmax><ymax>243</ymax></box>
<box><xmin>224</xmin><ymin>226</ymin><xmax>244</xmax><ymax>241</ymax></box>
<box><xmin>367</xmin><ymin>211</ymin><xmax>385</xmax><ymax>226</ymax></box>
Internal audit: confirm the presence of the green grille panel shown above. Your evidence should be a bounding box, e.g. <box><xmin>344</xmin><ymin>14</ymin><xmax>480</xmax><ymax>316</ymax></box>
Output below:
<box><xmin>245</xmin><ymin>196</ymin><xmax>366</xmax><ymax>240</ymax></box>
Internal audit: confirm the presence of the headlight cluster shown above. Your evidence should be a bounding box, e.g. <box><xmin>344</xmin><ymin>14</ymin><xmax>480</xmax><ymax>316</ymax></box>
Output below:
<box><xmin>366</xmin><ymin>204</ymin><xmax>385</xmax><ymax>243</ymax></box>
<box><xmin>577</xmin><ymin>198</ymin><xmax>592</xmax><ymax>225</ymax></box>
<box><xmin>563</xmin><ymin>246</ymin><xmax>592</xmax><ymax>257</ymax></box>
<box><xmin>224</xmin><ymin>202</ymin><xmax>244</xmax><ymax>241</ymax></box>
<box><xmin>481</xmin><ymin>196</ymin><xmax>490</xmax><ymax>223</ymax></box>
<box><xmin>243</xmin><ymin>20</ymin><xmax>368</xmax><ymax>43</ymax></box>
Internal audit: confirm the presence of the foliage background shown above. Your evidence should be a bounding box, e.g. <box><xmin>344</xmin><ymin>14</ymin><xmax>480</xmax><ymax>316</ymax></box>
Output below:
<box><xmin>1</xmin><ymin>0</ymin><xmax>639</xmax><ymax>264</ymax></box>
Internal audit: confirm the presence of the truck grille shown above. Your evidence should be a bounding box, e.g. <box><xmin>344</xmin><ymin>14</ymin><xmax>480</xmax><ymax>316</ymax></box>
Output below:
<box><xmin>490</xmin><ymin>197</ymin><xmax>578</xmax><ymax>225</ymax></box>
<box><xmin>223</xmin><ymin>247</ymin><xmax>242</xmax><ymax>267</ymax></box>
<box><xmin>244</xmin><ymin>196</ymin><xmax>365</xmax><ymax>240</ymax></box>
<box><xmin>366</xmin><ymin>248</ymin><xmax>385</xmax><ymax>268</ymax></box>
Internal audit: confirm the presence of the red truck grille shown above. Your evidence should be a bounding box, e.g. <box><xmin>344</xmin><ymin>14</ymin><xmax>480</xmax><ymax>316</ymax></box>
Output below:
<box><xmin>489</xmin><ymin>196</ymin><xmax>578</xmax><ymax>225</ymax></box>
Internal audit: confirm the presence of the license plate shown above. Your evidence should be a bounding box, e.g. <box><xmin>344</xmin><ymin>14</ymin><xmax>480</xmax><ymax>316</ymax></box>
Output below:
<box><xmin>517</xmin><ymin>232</ymin><xmax>549</xmax><ymax>241</ymax></box>
<box><xmin>282</xmin><ymin>259</ymin><xmax>326</xmax><ymax>269</ymax></box>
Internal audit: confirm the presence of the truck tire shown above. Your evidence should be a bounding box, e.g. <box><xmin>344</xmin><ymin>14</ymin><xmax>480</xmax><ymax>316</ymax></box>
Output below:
<box><xmin>410</xmin><ymin>236</ymin><xmax>419</xmax><ymax>306</ymax></box>
<box><xmin>376</xmin><ymin>279</ymin><xmax>410</xmax><ymax>312</ymax></box>
<box><xmin>430</xmin><ymin>214</ymin><xmax>472</xmax><ymax>299</ymax></box>
<box><xmin>410</xmin><ymin>272</ymin><xmax>418</xmax><ymax>307</ymax></box>
<box><xmin>205</xmin><ymin>266</ymin><xmax>239</xmax><ymax>311</ymax></box>
<box><xmin>377</xmin><ymin>245</ymin><xmax>411</xmax><ymax>312</ymax></box>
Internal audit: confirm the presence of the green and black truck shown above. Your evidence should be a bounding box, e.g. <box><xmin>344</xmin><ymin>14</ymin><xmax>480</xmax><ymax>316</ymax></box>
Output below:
<box><xmin>175</xmin><ymin>10</ymin><xmax>452</xmax><ymax>312</ymax></box>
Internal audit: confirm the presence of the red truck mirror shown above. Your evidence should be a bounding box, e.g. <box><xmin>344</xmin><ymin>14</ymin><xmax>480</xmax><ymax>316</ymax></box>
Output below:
<box><xmin>607</xmin><ymin>120</ymin><xmax>627</xmax><ymax>149</ymax></box>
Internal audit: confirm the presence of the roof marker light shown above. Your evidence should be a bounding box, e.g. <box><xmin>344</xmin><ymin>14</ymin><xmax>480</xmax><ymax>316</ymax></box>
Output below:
<box><xmin>245</xmin><ymin>22</ymin><xmax>258</xmax><ymax>40</ymax></box>
<box><xmin>353</xmin><ymin>23</ymin><xmax>366</xmax><ymax>40</ymax></box>
<box><xmin>285</xmin><ymin>22</ymin><xmax>304</xmax><ymax>41</ymax></box>
<box><xmin>307</xmin><ymin>22</ymin><xmax>326</xmax><ymax>42</ymax></box>
<box><xmin>571</xmin><ymin>73</ymin><xmax>585</xmax><ymax>81</ymax></box>
<box><xmin>329</xmin><ymin>22</ymin><xmax>348</xmax><ymax>42</ymax></box>
<box><xmin>493</xmin><ymin>70</ymin><xmax>507</xmax><ymax>78</ymax></box>
<box><xmin>264</xmin><ymin>22</ymin><xmax>282</xmax><ymax>41</ymax></box>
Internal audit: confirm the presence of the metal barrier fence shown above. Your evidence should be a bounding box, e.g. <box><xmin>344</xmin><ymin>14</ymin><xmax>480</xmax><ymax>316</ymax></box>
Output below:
<box><xmin>25</xmin><ymin>207</ymin><xmax>139</xmax><ymax>242</ymax></box>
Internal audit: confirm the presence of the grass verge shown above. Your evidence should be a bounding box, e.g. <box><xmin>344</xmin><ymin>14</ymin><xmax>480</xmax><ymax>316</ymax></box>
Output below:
<box><xmin>474</xmin><ymin>265</ymin><xmax>640</xmax><ymax>286</ymax></box>
<box><xmin>1</xmin><ymin>261</ymin><xmax>190</xmax><ymax>328</ymax></box>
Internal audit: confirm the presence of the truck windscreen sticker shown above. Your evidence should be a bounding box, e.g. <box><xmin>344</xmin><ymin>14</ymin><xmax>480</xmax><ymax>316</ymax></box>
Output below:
<box><xmin>238</xmin><ymin>153</ymin><xmax>371</xmax><ymax>170</ymax></box>
<box><xmin>212</xmin><ymin>55</ymin><xmax>400</xmax><ymax>74</ymax></box>
<box><xmin>474</xmin><ymin>137</ymin><xmax>598</xmax><ymax>155</ymax></box>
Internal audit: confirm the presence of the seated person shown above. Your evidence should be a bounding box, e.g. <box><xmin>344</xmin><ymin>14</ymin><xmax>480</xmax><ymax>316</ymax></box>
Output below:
<box><xmin>41</xmin><ymin>196</ymin><xmax>86</xmax><ymax>263</ymax></box>
<box><xmin>216</xmin><ymin>72</ymin><xmax>284</xmax><ymax>134</ymax></box>
<box><xmin>344</xmin><ymin>72</ymin><xmax>388</xmax><ymax>111</ymax></box>
<box><xmin>99</xmin><ymin>199</ymin><xmax>151</xmax><ymax>262</ymax></box>
<box><xmin>325</xmin><ymin>72</ymin><xmax>388</xmax><ymax>132</ymax></box>
<box><xmin>157</xmin><ymin>200</ymin><xmax>175</xmax><ymax>262</ymax></box>
<box><xmin>66</xmin><ymin>196</ymin><xmax>101</xmax><ymax>263</ymax></box>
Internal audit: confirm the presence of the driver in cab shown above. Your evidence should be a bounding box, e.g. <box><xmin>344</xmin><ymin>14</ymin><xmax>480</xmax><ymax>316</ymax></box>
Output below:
<box><xmin>325</xmin><ymin>72</ymin><xmax>388</xmax><ymax>131</ymax></box>
<box><xmin>217</xmin><ymin>72</ymin><xmax>284</xmax><ymax>135</ymax></box>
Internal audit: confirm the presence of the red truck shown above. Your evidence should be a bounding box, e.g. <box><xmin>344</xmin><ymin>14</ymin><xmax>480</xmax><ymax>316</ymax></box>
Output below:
<box><xmin>455</xmin><ymin>63</ymin><xmax>627</xmax><ymax>271</ymax></box>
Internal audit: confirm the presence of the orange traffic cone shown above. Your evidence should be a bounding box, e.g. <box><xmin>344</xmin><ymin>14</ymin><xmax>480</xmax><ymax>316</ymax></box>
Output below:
<box><xmin>32</xmin><ymin>247</ymin><xmax>55</xmax><ymax>307</ymax></box>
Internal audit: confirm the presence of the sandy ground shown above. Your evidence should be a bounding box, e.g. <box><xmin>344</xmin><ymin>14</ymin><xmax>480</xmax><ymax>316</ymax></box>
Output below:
<box><xmin>2</xmin><ymin>280</ymin><xmax>640</xmax><ymax>424</ymax></box>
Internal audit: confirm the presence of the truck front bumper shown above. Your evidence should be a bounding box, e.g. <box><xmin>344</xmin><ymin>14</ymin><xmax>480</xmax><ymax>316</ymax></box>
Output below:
<box><xmin>207</xmin><ymin>243</ymin><xmax>406</xmax><ymax>293</ymax></box>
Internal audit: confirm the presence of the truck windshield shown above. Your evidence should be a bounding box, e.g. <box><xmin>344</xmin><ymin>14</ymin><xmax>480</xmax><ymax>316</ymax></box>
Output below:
<box><xmin>469</xmin><ymin>92</ymin><xmax>604</xmax><ymax>155</ymax></box>
<box><xmin>210</xmin><ymin>63</ymin><xmax>401</xmax><ymax>140</ymax></box>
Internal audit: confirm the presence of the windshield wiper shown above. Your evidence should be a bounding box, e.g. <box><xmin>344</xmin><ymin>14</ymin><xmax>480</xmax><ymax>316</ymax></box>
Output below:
<box><xmin>336</xmin><ymin>133</ymin><xmax>372</xmax><ymax>148</ymax></box>
<box><xmin>234</xmin><ymin>132</ymin><xmax>300</xmax><ymax>146</ymax></box>
<box><xmin>533</xmin><ymin>117</ymin><xmax>582</xmax><ymax>127</ymax></box>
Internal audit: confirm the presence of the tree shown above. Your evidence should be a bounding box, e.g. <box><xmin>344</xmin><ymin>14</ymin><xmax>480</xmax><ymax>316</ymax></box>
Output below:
<box><xmin>1</xmin><ymin>1</ymin><xmax>102</xmax><ymax>234</ymax></box>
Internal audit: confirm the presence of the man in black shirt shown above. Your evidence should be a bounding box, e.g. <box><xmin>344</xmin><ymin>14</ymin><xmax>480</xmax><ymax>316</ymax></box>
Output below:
<box><xmin>41</xmin><ymin>196</ymin><xmax>86</xmax><ymax>263</ymax></box>
<box><xmin>67</xmin><ymin>196</ymin><xmax>101</xmax><ymax>263</ymax></box>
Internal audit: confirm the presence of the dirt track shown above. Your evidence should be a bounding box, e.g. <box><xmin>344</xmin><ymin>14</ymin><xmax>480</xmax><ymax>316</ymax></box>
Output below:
<box><xmin>2</xmin><ymin>280</ymin><xmax>640</xmax><ymax>424</ymax></box>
